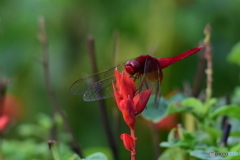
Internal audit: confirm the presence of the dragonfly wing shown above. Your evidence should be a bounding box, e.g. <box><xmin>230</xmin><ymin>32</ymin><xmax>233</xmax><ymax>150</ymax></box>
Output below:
<box><xmin>141</xmin><ymin>56</ymin><xmax>162</xmax><ymax>107</ymax></box>
<box><xmin>70</xmin><ymin>64</ymin><xmax>124</xmax><ymax>101</ymax></box>
<box><xmin>83</xmin><ymin>76</ymin><xmax>116</xmax><ymax>101</ymax></box>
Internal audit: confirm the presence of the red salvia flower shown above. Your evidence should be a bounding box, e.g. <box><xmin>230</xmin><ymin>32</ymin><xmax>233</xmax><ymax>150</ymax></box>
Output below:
<box><xmin>112</xmin><ymin>69</ymin><xmax>151</xmax><ymax>129</ymax></box>
<box><xmin>120</xmin><ymin>133</ymin><xmax>136</xmax><ymax>155</ymax></box>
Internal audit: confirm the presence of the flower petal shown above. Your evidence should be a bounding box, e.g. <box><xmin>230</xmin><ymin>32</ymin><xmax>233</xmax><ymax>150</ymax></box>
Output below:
<box><xmin>0</xmin><ymin>115</ymin><xmax>9</xmax><ymax>131</ymax></box>
<box><xmin>120</xmin><ymin>133</ymin><xmax>136</xmax><ymax>154</ymax></box>
<box><xmin>121</xmin><ymin>96</ymin><xmax>135</xmax><ymax>129</ymax></box>
<box><xmin>119</xmin><ymin>72</ymin><xmax>136</xmax><ymax>99</ymax></box>
<box><xmin>133</xmin><ymin>90</ymin><xmax>152</xmax><ymax>115</ymax></box>
<box><xmin>112</xmin><ymin>81</ymin><xmax>122</xmax><ymax>108</ymax></box>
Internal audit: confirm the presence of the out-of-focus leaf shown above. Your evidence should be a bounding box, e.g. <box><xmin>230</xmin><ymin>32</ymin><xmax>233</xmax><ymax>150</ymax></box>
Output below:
<box><xmin>210</xmin><ymin>105</ymin><xmax>240</xmax><ymax>120</ymax></box>
<box><xmin>160</xmin><ymin>127</ymin><xmax>196</xmax><ymax>148</ymax></box>
<box><xmin>230</xmin><ymin>131</ymin><xmax>240</xmax><ymax>137</ymax></box>
<box><xmin>182</xmin><ymin>97</ymin><xmax>203</xmax><ymax>115</ymax></box>
<box><xmin>167</xmin><ymin>93</ymin><xmax>188</xmax><ymax>104</ymax></box>
<box><xmin>85</xmin><ymin>152</ymin><xmax>108</xmax><ymax>160</ymax></box>
<box><xmin>166</xmin><ymin>103</ymin><xmax>187</xmax><ymax>115</ymax></box>
<box><xmin>158</xmin><ymin>147</ymin><xmax>186</xmax><ymax>160</ymax></box>
<box><xmin>142</xmin><ymin>96</ymin><xmax>168</xmax><ymax>122</ymax></box>
<box><xmin>228</xmin><ymin>41</ymin><xmax>240</xmax><ymax>65</ymax></box>
<box><xmin>199</xmin><ymin>124</ymin><xmax>221</xmax><ymax>138</ymax></box>
<box><xmin>190</xmin><ymin>150</ymin><xmax>225</xmax><ymax>160</ymax></box>
<box><xmin>66</xmin><ymin>154</ymin><xmax>81</xmax><ymax>160</ymax></box>
<box><xmin>230</xmin><ymin>143</ymin><xmax>240</xmax><ymax>153</ymax></box>
<box><xmin>142</xmin><ymin>93</ymin><xmax>187</xmax><ymax>122</ymax></box>
<box><xmin>232</xmin><ymin>86</ymin><xmax>240</xmax><ymax>104</ymax></box>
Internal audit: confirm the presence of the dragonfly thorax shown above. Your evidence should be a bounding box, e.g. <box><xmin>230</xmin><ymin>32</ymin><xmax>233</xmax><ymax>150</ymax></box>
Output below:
<box><xmin>125</xmin><ymin>60</ymin><xmax>140</xmax><ymax>75</ymax></box>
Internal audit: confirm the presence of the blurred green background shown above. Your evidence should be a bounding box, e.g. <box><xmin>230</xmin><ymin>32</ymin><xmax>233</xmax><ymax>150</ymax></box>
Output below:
<box><xmin>0</xmin><ymin>0</ymin><xmax>239</xmax><ymax>159</ymax></box>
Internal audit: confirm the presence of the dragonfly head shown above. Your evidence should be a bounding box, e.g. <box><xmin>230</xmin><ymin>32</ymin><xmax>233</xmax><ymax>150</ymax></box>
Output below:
<box><xmin>125</xmin><ymin>60</ymin><xmax>140</xmax><ymax>75</ymax></box>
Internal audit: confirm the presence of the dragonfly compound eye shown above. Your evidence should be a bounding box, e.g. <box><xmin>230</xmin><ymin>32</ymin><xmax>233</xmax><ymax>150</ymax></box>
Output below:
<box><xmin>125</xmin><ymin>60</ymin><xmax>140</xmax><ymax>75</ymax></box>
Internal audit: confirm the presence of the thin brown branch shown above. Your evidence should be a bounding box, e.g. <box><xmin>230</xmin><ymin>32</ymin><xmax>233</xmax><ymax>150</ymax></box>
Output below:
<box><xmin>0</xmin><ymin>78</ymin><xmax>7</xmax><ymax>117</ymax></box>
<box><xmin>192</xmin><ymin>47</ymin><xmax>206</xmax><ymax>97</ymax></box>
<box><xmin>203</xmin><ymin>24</ymin><xmax>212</xmax><ymax>102</ymax></box>
<box><xmin>87</xmin><ymin>35</ymin><xmax>119</xmax><ymax>160</ymax></box>
<box><xmin>38</xmin><ymin>17</ymin><xmax>83</xmax><ymax>158</ymax></box>
<box><xmin>148</xmin><ymin>121</ymin><xmax>160</xmax><ymax>160</ymax></box>
<box><xmin>112</xmin><ymin>31</ymin><xmax>120</xmax><ymax>140</ymax></box>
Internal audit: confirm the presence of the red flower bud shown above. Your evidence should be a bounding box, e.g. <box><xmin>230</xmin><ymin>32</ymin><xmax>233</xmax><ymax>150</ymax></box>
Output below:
<box><xmin>120</xmin><ymin>133</ymin><xmax>136</xmax><ymax>155</ymax></box>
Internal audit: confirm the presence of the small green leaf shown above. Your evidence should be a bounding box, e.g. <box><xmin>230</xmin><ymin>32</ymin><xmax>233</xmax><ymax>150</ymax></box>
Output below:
<box><xmin>141</xmin><ymin>96</ymin><xmax>168</xmax><ymax>122</ymax></box>
<box><xmin>190</xmin><ymin>150</ymin><xmax>225</xmax><ymax>160</ymax></box>
<box><xmin>210</xmin><ymin>105</ymin><xmax>240</xmax><ymax>120</ymax></box>
<box><xmin>160</xmin><ymin>127</ymin><xmax>196</xmax><ymax>148</ymax></box>
<box><xmin>166</xmin><ymin>103</ymin><xmax>187</xmax><ymax>115</ymax></box>
<box><xmin>167</xmin><ymin>93</ymin><xmax>187</xmax><ymax>104</ymax></box>
<box><xmin>49</xmin><ymin>141</ymin><xmax>61</xmax><ymax>160</ymax></box>
<box><xmin>85</xmin><ymin>152</ymin><xmax>108</xmax><ymax>160</ymax></box>
<box><xmin>230</xmin><ymin>131</ymin><xmax>240</xmax><ymax>137</ymax></box>
<box><xmin>228</xmin><ymin>41</ymin><xmax>240</xmax><ymax>65</ymax></box>
<box><xmin>182</xmin><ymin>98</ymin><xmax>203</xmax><ymax>112</ymax></box>
<box><xmin>232</xmin><ymin>86</ymin><xmax>240</xmax><ymax>104</ymax></box>
<box><xmin>230</xmin><ymin>143</ymin><xmax>240</xmax><ymax>153</ymax></box>
<box><xmin>158</xmin><ymin>147</ymin><xmax>186</xmax><ymax>160</ymax></box>
<box><xmin>66</xmin><ymin>154</ymin><xmax>81</xmax><ymax>160</ymax></box>
<box><xmin>199</xmin><ymin>124</ymin><xmax>221</xmax><ymax>138</ymax></box>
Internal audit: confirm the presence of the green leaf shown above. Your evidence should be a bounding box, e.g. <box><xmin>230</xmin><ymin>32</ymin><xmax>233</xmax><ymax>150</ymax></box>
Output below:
<box><xmin>228</xmin><ymin>41</ymin><xmax>240</xmax><ymax>65</ymax></box>
<box><xmin>210</xmin><ymin>105</ymin><xmax>240</xmax><ymax>120</ymax></box>
<box><xmin>158</xmin><ymin>147</ymin><xmax>186</xmax><ymax>160</ymax></box>
<box><xmin>199</xmin><ymin>124</ymin><xmax>221</xmax><ymax>138</ymax></box>
<box><xmin>166</xmin><ymin>103</ymin><xmax>188</xmax><ymax>115</ymax></box>
<box><xmin>167</xmin><ymin>93</ymin><xmax>188</xmax><ymax>104</ymax></box>
<box><xmin>190</xmin><ymin>150</ymin><xmax>225</xmax><ymax>160</ymax></box>
<box><xmin>49</xmin><ymin>141</ymin><xmax>61</xmax><ymax>160</ymax></box>
<box><xmin>160</xmin><ymin>127</ymin><xmax>196</xmax><ymax>148</ymax></box>
<box><xmin>230</xmin><ymin>131</ymin><xmax>240</xmax><ymax>137</ymax></box>
<box><xmin>232</xmin><ymin>86</ymin><xmax>240</xmax><ymax>104</ymax></box>
<box><xmin>141</xmin><ymin>96</ymin><xmax>168</xmax><ymax>122</ymax></box>
<box><xmin>85</xmin><ymin>152</ymin><xmax>108</xmax><ymax>160</ymax></box>
<box><xmin>66</xmin><ymin>154</ymin><xmax>81</xmax><ymax>160</ymax></box>
<box><xmin>182</xmin><ymin>97</ymin><xmax>203</xmax><ymax>114</ymax></box>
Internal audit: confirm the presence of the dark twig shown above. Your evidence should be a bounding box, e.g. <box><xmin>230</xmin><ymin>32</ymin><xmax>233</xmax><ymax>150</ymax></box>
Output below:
<box><xmin>0</xmin><ymin>78</ymin><xmax>7</xmax><ymax>117</ymax></box>
<box><xmin>219</xmin><ymin>122</ymin><xmax>231</xmax><ymax>147</ymax></box>
<box><xmin>38</xmin><ymin>17</ymin><xmax>83</xmax><ymax>158</ymax></box>
<box><xmin>192</xmin><ymin>46</ymin><xmax>206</xmax><ymax>97</ymax></box>
<box><xmin>148</xmin><ymin>121</ymin><xmax>160</xmax><ymax>159</ymax></box>
<box><xmin>221</xmin><ymin>94</ymin><xmax>231</xmax><ymax>130</ymax></box>
<box><xmin>112</xmin><ymin>31</ymin><xmax>120</xmax><ymax>140</ymax></box>
<box><xmin>87</xmin><ymin>35</ymin><xmax>119</xmax><ymax>160</ymax></box>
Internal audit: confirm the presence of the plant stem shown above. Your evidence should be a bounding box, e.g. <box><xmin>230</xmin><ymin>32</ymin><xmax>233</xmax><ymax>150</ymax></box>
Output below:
<box><xmin>0</xmin><ymin>78</ymin><xmax>7</xmax><ymax>117</ymax></box>
<box><xmin>192</xmin><ymin>46</ymin><xmax>206</xmax><ymax>98</ymax></box>
<box><xmin>130</xmin><ymin>128</ymin><xmax>136</xmax><ymax>160</ymax></box>
<box><xmin>203</xmin><ymin>24</ymin><xmax>212</xmax><ymax>102</ymax></box>
<box><xmin>112</xmin><ymin>31</ymin><xmax>121</xmax><ymax>141</ymax></box>
<box><xmin>38</xmin><ymin>17</ymin><xmax>83</xmax><ymax>158</ymax></box>
<box><xmin>221</xmin><ymin>94</ymin><xmax>231</xmax><ymax>130</ymax></box>
<box><xmin>48</xmin><ymin>140</ymin><xmax>61</xmax><ymax>160</ymax></box>
<box><xmin>87</xmin><ymin>35</ymin><xmax>119</xmax><ymax>160</ymax></box>
<box><xmin>219</xmin><ymin>122</ymin><xmax>231</xmax><ymax>147</ymax></box>
<box><xmin>148</xmin><ymin>121</ymin><xmax>160</xmax><ymax>159</ymax></box>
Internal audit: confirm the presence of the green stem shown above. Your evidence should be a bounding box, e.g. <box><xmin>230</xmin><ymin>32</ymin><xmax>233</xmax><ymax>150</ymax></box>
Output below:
<box><xmin>48</xmin><ymin>140</ymin><xmax>61</xmax><ymax>160</ymax></box>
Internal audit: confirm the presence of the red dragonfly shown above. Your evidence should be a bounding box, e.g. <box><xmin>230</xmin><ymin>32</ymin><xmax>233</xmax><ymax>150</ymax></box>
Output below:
<box><xmin>70</xmin><ymin>46</ymin><xmax>202</xmax><ymax>104</ymax></box>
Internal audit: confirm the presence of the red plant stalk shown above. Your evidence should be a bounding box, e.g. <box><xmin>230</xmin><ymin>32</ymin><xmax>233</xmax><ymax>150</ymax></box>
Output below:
<box><xmin>113</xmin><ymin>69</ymin><xmax>151</xmax><ymax>160</ymax></box>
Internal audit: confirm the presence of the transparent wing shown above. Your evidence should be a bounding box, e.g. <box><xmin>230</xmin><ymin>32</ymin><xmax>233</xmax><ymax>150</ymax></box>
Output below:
<box><xmin>141</xmin><ymin>56</ymin><xmax>161</xmax><ymax>107</ymax></box>
<box><xmin>70</xmin><ymin>64</ymin><xmax>124</xmax><ymax>101</ymax></box>
<box><xmin>83</xmin><ymin>75</ymin><xmax>115</xmax><ymax>101</ymax></box>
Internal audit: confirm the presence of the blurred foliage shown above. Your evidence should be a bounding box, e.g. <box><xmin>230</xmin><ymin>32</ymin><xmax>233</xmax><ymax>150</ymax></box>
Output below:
<box><xmin>0</xmin><ymin>0</ymin><xmax>240</xmax><ymax>159</ymax></box>
<box><xmin>156</xmin><ymin>86</ymin><xmax>240</xmax><ymax>160</ymax></box>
